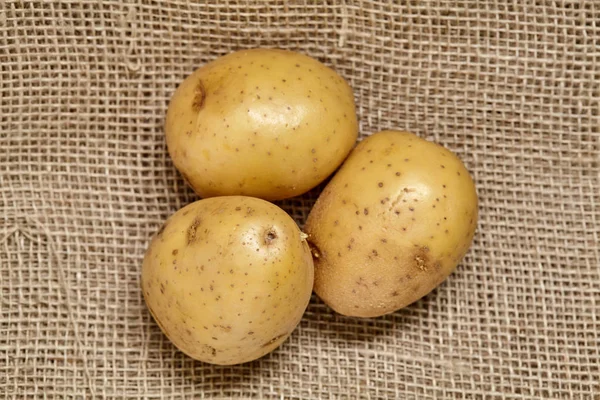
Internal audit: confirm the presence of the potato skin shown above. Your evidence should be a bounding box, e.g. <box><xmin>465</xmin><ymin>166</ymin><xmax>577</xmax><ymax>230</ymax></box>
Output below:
<box><xmin>305</xmin><ymin>131</ymin><xmax>478</xmax><ymax>317</ymax></box>
<box><xmin>141</xmin><ymin>196</ymin><xmax>314</xmax><ymax>365</ymax></box>
<box><xmin>165</xmin><ymin>48</ymin><xmax>358</xmax><ymax>200</ymax></box>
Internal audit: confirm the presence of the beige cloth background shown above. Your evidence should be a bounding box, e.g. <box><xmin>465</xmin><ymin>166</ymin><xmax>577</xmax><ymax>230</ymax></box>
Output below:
<box><xmin>1</xmin><ymin>1</ymin><xmax>599</xmax><ymax>398</ymax></box>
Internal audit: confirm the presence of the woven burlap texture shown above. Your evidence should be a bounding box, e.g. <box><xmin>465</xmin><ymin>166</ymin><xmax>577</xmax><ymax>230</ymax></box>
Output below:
<box><xmin>1</xmin><ymin>1</ymin><xmax>599</xmax><ymax>399</ymax></box>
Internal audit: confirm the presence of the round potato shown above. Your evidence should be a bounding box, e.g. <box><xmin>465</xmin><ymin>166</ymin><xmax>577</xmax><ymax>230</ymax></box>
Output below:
<box><xmin>141</xmin><ymin>196</ymin><xmax>314</xmax><ymax>365</ymax></box>
<box><xmin>305</xmin><ymin>130</ymin><xmax>478</xmax><ymax>317</ymax></box>
<box><xmin>165</xmin><ymin>48</ymin><xmax>358</xmax><ymax>200</ymax></box>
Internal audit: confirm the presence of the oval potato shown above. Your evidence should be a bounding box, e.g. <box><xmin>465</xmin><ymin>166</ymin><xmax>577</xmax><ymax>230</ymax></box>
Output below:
<box><xmin>142</xmin><ymin>196</ymin><xmax>314</xmax><ymax>364</ymax></box>
<box><xmin>165</xmin><ymin>48</ymin><xmax>358</xmax><ymax>200</ymax></box>
<box><xmin>305</xmin><ymin>130</ymin><xmax>478</xmax><ymax>317</ymax></box>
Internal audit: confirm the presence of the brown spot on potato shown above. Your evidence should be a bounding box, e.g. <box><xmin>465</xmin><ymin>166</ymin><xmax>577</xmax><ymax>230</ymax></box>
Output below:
<box><xmin>264</xmin><ymin>228</ymin><xmax>277</xmax><ymax>245</ymax></box>
<box><xmin>356</xmin><ymin>277</ymin><xmax>369</xmax><ymax>289</ymax></box>
<box><xmin>203</xmin><ymin>345</ymin><xmax>217</xmax><ymax>357</ymax></box>
<box><xmin>413</xmin><ymin>246</ymin><xmax>431</xmax><ymax>271</ymax></box>
<box><xmin>363</xmin><ymin>208</ymin><xmax>369</xmax><ymax>215</ymax></box>
<box><xmin>218</xmin><ymin>325</ymin><xmax>232</xmax><ymax>332</ymax></box>
<box><xmin>172</xmin><ymin>249</ymin><xmax>178</xmax><ymax>256</ymax></box>
<box><xmin>187</xmin><ymin>217</ymin><xmax>202</xmax><ymax>244</ymax></box>
<box><xmin>415</xmin><ymin>256</ymin><xmax>426</xmax><ymax>270</ymax></box>
<box><xmin>192</xmin><ymin>80</ymin><xmax>206</xmax><ymax>112</ymax></box>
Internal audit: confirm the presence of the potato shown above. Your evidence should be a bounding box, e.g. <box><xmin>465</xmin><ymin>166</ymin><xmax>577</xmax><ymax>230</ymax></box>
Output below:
<box><xmin>165</xmin><ymin>48</ymin><xmax>358</xmax><ymax>201</ymax></box>
<box><xmin>305</xmin><ymin>130</ymin><xmax>478</xmax><ymax>317</ymax></box>
<box><xmin>141</xmin><ymin>196</ymin><xmax>314</xmax><ymax>364</ymax></box>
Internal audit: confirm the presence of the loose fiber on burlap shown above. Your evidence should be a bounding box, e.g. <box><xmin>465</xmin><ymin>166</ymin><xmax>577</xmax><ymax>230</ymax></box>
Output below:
<box><xmin>1</xmin><ymin>1</ymin><xmax>599</xmax><ymax>399</ymax></box>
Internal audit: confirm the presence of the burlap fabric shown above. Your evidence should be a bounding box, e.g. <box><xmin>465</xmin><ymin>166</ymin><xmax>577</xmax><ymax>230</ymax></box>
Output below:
<box><xmin>1</xmin><ymin>1</ymin><xmax>599</xmax><ymax>398</ymax></box>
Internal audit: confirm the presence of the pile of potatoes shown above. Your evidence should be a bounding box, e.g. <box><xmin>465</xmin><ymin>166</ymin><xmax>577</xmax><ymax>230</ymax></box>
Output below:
<box><xmin>142</xmin><ymin>49</ymin><xmax>478</xmax><ymax>365</ymax></box>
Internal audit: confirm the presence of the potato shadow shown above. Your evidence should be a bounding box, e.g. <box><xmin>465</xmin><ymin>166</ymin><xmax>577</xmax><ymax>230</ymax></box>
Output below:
<box><xmin>143</xmin><ymin>308</ymin><xmax>278</xmax><ymax>391</ymax></box>
<box><xmin>300</xmin><ymin>282</ymin><xmax>445</xmax><ymax>343</ymax></box>
<box><xmin>155</xmin><ymin>320</ymin><xmax>323</xmax><ymax>392</ymax></box>
<box><xmin>167</xmin><ymin>288</ymin><xmax>446</xmax><ymax>391</ymax></box>
<box><xmin>273</xmin><ymin>176</ymin><xmax>332</xmax><ymax>228</ymax></box>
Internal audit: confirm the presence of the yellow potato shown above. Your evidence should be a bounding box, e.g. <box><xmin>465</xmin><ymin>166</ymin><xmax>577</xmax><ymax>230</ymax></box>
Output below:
<box><xmin>165</xmin><ymin>48</ymin><xmax>358</xmax><ymax>201</ymax></box>
<box><xmin>305</xmin><ymin>131</ymin><xmax>478</xmax><ymax>317</ymax></box>
<box><xmin>141</xmin><ymin>196</ymin><xmax>314</xmax><ymax>364</ymax></box>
